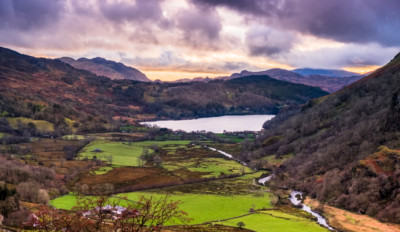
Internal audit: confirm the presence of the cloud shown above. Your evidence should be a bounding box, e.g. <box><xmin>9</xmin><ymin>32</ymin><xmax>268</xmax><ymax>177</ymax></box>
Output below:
<box><xmin>122</xmin><ymin>50</ymin><xmax>259</xmax><ymax>74</ymax></box>
<box><xmin>176</xmin><ymin>4</ymin><xmax>222</xmax><ymax>48</ymax></box>
<box><xmin>0</xmin><ymin>0</ymin><xmax>65</xmax><ymax>30</ymax></box>
<box><xmin>277</xmin><ymin>43</ymin><xmax>399</xmax><ymax>69</ymax></box>
<box><xmin>98</xmin><ymin>0</ymin><xmax>168</xmax><ymax>26</ymax></box>
<box><xmin>192</xmin><ymin>0</ymin><xmax>400</xmax><ymax>47</ymax></box>
<box><xmin>246</xmin><ymin>26</ymin><xmax>296</xmax><ymax>56</ymax></box>
<box><xmin>193</xmin><ymin>0</ymin><xmax>278</xmax><ymax>16</ymax></box>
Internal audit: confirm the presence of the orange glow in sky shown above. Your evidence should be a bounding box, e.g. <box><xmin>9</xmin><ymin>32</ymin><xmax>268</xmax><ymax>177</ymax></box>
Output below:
<box><xmin>343</xmin><ymin>65</ymin><xmax>381</xmax><ymax>75</ymax></box>
<box><xmin>142</xmin><ymin>70</ymin><xmax>230</xmax><ymax>81</ymax></box>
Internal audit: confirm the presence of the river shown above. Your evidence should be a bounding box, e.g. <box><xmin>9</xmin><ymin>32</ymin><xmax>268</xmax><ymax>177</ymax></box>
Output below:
<box><xmin>141</xmin><ymin>115</ymin><xmax>275</xmax><ymax>133</ymax></box>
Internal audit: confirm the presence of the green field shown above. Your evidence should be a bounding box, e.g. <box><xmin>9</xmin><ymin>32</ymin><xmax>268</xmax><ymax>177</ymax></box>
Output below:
<box><xmin>160</xmin><ymin>143</ymin><xmax>252</xmax><ymax>178</ymax></box>
<box><xmin>62</xmin><ymin>134</ymin><xmax>86</xmax><ymax>140</ymax></box>
<box><xmin>219</xmin><ymin>211</ymin><xmax>328</xmax><ymax>232</ymax></box>
<box><xmin>79</xmin><ymin>140</ymin><xmax>191</xmax><ymax>166</ymax></box>
<box><xmin>7</xmin><ymin>117</ymin><xmax>54</xmax><ymax>132</ymax></box>
<box><xmin>51</xmin><ymin>194</ymin><xmax>80</xmax><ymax>210</ymax></box>
<box><xmin>50</xmin><ymin>194</ymin><xmax>128</xmax><ymax>210</ymax></box>
<box><xmin>0</xmin><ymin>132</ymin><xmax>11</xmax><ymax>138</ymax></box>
<box><xmin>91</xmin><ymin>166</ymin><xmax>113</xmax><ymax>175</ymax></box>
<box><xmin>52</xmin><ymin>192</ymin><xmax>272</xmax><ymax>225</ymax></box>
<box><xmin>215</xmin><ymin>133</ymin><xmax>254</xmax><ymax>143</ymax></box>
<box><xmin>164</xmin><ymin>157</ymin><xmax>251</xmax><ymax>178</ymax></box>
<box><xmin>262</xmin><ymin>153</ymin><xmax>294</xmax><ymax>165</ymax></box>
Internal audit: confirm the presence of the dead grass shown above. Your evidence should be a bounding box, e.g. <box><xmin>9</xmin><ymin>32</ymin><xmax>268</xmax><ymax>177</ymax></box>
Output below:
<box><xmin>19</xmin><ymin>138</ymin><xmax>94</xmax><ymax>175</ymax></box>
<box><xmin>305</xmin><ymin>198</ymin><xmax>400</xmax><ymax>232</ymax></box>
<box><xmin>77</xmin><ymin>166</ymin><xmax>185</xmax><ymax>192</ymax></box>
<box><xmin>359</xmin><ymin>146</ymin><xmax>400</xmax><ymax>177</ymax></box>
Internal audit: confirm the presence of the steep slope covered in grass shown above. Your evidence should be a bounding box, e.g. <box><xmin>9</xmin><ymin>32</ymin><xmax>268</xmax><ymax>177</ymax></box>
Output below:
<box><xmin>251</xmin><ymin>52</ymin><xmax>400</xmax><ymax>223</ymax></box>
<box><xmin>0</xmin><ymin>47</ymin><xmax>119</xmax><ymax>134</ymax></box>
<box><xmin>158</xmin><ymin>75</ymin><xmax>328</xmax><ymax>118</ymax></box>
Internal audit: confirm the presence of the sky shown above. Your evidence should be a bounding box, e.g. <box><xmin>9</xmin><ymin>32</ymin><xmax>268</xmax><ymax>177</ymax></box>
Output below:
<box><xmin>1</xmin><ymin>0</ymin><xmax>400</xmax><ymax>81</ymax></box>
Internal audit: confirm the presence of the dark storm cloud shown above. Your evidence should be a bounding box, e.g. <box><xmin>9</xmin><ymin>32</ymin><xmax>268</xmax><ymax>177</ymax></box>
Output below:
<box><xmin>222</xmin><ymin>61</ymin><xmax>259</xmax><ymax>71</ymax></box>
<box><xmin>246</xmin><ymin>26</ymin><xmax>295</xmax><ymax>56</ymax></box>
<box><xmin>98</xmin><ymin>0</ymin><xmax>168</xmax><ymax>26</ymax></box>
<box><xmin>0</xmin><ymin>0</ymin><xmax>64</xmax><ymax>30</ymax></box>
<box><xmin>192</xmin><ymin>0</ymin><xmax>400</xmax><ymax>47</ymax></box>
<box><xmin>193</xmin><ymin>0</ymin><xmax>278</xmax><ymax>16</ymax></box>
<box><xmin>176</xmin><ymin>5</ymin><xmax>222</xmax><ymax>46</ymax></box>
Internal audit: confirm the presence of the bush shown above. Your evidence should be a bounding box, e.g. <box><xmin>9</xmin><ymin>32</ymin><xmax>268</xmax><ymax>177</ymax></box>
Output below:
<box><xmin>3</xmin><ymin>209</ymin><xmax>30</xmax><ymax>227</ymax></box>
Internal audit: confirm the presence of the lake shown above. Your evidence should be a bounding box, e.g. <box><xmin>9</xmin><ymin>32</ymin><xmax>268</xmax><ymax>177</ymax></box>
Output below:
<box><xmin>141</xmin><ymin>115</ymin><xmax>275</xmax><ymax>133</ymax></box>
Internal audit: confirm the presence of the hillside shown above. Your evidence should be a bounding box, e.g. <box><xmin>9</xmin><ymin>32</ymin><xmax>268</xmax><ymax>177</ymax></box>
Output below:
<box><xmin>250</xmin><ymin>52</ymin><xmax>400</xmax><ymax>223</ymax></box>
<box><xmin>156</xmin><ymin>75</ymin><xmax>328</xmax><ymax>118</ymax></box>
<box><xmin>230</xmin><ymin>69</ymin><xmax>362</xmax><ymax>93</ymax></box>
<box><xmin>0</xmin><ymin>47</ymin><xmax>328</xmax><ymax>135</ymax></box>
<box><xmin>59</xmin><ymin>57</ymin><xmax>150</xmax><ymax>82</ymax></box>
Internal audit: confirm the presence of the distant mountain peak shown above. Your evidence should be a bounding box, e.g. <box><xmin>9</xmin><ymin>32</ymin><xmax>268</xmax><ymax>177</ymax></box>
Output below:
<box><xmin>59</xmin><ymin>57</ymin><xmax>150</xmax><ymax>82</ymax></box>
<box><xmin>292</xmin><ymin>68</ymin><xmax>360</xmax><ymax>77</ymax></box>
<box><xmin>228</xmin><ymin>68</ymin><xmax>362</xmax><ymax>93</ymax></box>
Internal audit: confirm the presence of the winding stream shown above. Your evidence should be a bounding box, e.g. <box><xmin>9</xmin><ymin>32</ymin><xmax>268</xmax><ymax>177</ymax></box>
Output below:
<box><xmin>258</xmin><ymin>175</ymin><xmax>272</xmax><ymax>185</ymax></box>
<box><xmin>289</xmin><ymin>191</ymin><xmax>334</xmax><ymax>230</ymax></box>
<box><xmin>207</xmin><ymin>147</ymin><xmax>233</xmax><ymax>158</ymax></box>
<box><xmin>206</xmin><ymin>146</ymin><xmax>247</xmax><ymax>166</ymax></box>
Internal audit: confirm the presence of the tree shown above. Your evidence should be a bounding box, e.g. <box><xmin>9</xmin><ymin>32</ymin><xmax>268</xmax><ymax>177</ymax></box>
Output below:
<box><xmin>24</xmin><ymin>194</ymin><xmax>191</xmax><ymax>232</ymax></box>
<box><xmin>153</xmin><ymin>155</ymin><xmax>163</xmax><ymax>167</ymax></box>
<box><xmin>106</xmin><ymin>155</ymin><xmax>113</xmax><ymax>166</ymax></box>
<box><xmin>0</xmin><ymin>184</ymin><xmax>19</xmax><ymax>217</ymax></box>
<box><xmin>237</xmin><ymin>221</ymin><xmax>245</xmax><ymax>229</ymax></box>
<box><xmin>114</xmin><ymin>195</ymin><xmax>191</xmax><ymax>232</ymax></box>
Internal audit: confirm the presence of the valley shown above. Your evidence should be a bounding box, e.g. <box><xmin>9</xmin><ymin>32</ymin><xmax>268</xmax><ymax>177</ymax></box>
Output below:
<box><xmin>46</xmin><ymin>131</ymin><xmax>330</xmax><ymax>232</ymax></box>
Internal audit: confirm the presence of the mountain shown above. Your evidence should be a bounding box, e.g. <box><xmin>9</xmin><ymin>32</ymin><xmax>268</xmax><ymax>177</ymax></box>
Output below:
<box><xmin>230</xmin><ymin>69</ymin><xmax>362</xmax><ymax>93</ymax></box>
<box><xmin>292</xmin><ymin>68</ymin><xmax>360</xmax><ymax>77</ymax></box>
<box><xmin>59</xmin><ymin>57</ymin><xmax>150</xmax><ymax>82</ymax></box>
<box><xmin>0</xmin><ymin>47</ymin><xmax>328</xmax><ymax>134</ymax></box>
<box><xmin>249</xmin><ymin>52</ymin><xmax>400</xmax><ymax>223</ymax></box>
<box><xmin>160</xmin><ymin>75</ymin><xmax>328</xmax><ymax>118</ymax></box>
<box><xmin>171</xmin><ymin>77</ymin><xmax>212</xmax><ymax>83</ymax></box>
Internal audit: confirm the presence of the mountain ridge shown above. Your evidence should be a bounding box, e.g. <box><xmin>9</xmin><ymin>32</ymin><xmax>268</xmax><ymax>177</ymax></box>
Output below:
<box><xmin>292</xmin><ymin>68</ymin><xmax>361</xmax><ymax>77</ymax></box>
<box><xmin>229</xmin><ymin>68</ymin><xmax>362</xmax><ymax>93</ymax></box>
<box><xmin>59</xmin><ymin>56</ymin><xmax>150</xmax><ymax>82</ymax></box>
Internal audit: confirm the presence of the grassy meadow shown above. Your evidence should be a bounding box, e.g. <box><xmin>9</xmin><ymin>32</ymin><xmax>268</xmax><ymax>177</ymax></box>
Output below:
<box><xmin>7</xmin><ymin>117</ymin><xmax>54</xmax><ymax>132</ymax></box>
<box><xmin>52</xmin><ymin>191</ymin><xmax>272</xmax><ymax>225</ymax></box>
<box><xmin>219</xmin><ymin>211</ymin><xmax>328</xmax><ymax>232</ymax></box>
<box><xmin>78</xmin><ymin>140</ymin><xmax>191</xmax><ymax>166</ymax></box>
<box><xmin>0</xmin><ymin>132</ymin><xmax>11</xmax><ymax>138</ymax></box>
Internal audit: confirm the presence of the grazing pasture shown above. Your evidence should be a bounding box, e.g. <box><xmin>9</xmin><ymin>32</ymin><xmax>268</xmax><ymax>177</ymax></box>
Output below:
<box><xmin>78</xmin><ymin>140</ymin><xmax>191</xmax><ymax>166</ymax></box>
<box><xmin>7</xmin><ymin>117</ymin><xmax>54</xmax><ymax>132</ymax></box>
<box><xmin>219</xmin><ymin>211</ymin><xmax>328</xmax><ymax>232</ymax></box>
